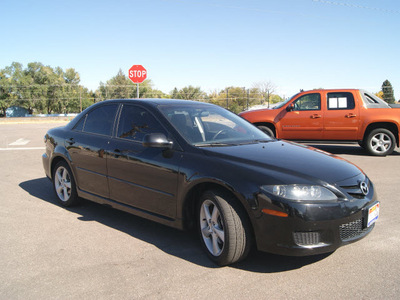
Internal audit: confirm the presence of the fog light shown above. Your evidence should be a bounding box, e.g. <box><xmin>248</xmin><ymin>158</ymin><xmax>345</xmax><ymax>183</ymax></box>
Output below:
<box><xmin>293</xmin><ymin>232</ymin><xmax>321</xmax><ymax>246</ymax></box>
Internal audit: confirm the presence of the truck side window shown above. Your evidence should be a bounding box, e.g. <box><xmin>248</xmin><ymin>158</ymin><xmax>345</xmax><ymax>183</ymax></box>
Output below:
<box><xmin>327</xmin><ymin>92</ymin><xmax>355</xmax><ymax>110</ymax></box>
<box><xmin>293</xmin><ymin>93</ymin><xmax>321</xmax><ymax>111</ymax></box>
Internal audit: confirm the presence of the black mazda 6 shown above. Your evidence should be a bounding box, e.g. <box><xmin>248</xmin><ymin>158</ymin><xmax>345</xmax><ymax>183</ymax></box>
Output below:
<box><xmin>42</xmin><ymin>99</ymin><xmax>379</xmax><ymax>266</ymax></box>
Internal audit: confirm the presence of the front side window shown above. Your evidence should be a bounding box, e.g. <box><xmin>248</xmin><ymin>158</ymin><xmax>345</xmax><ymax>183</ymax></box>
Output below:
<box><xmin>117</xmin><ymin>105</ymin><xmax>166</xmax><ymax>142</ymax></box>
<box><xmin>327</xmin><ymin>92</ymin><xmax>355</xmax><ymax>110</ymax></box>
<box><xmin>293</xmin><ymin>93</ymin><xmax>321</xmax><ymax>111</ymax></box>
<box><xmin>83</xmin><ymin>104</ymin><xmax>118</xmax><ymax>136</ymax></box>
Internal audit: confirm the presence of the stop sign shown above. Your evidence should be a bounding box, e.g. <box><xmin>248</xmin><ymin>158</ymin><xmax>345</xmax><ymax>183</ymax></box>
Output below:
<box><xmin>128</xmin><ymin>65</ymin><xmax>147</xmax><ymax>83</ymax></box>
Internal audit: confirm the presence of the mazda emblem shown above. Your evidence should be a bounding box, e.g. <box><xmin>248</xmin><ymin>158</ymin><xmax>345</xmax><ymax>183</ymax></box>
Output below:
<box><xmin>360</xmin><ymin>181</ymin><xmax>369</xmax><ymax>195</ymax></box>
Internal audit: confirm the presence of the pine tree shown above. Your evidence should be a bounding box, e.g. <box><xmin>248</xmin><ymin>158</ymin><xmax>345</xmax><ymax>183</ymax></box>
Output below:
<box><xmin>381</xmin><ymin>80</ymin><xmax>395</xmax><ymax>104</ymax></box>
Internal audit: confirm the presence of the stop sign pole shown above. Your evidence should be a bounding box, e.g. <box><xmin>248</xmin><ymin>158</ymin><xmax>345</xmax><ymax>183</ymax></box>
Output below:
<box><xmin>128</xmin><ymin>65</ymin><xmax>147</xmax><ymax>98</ymax></box>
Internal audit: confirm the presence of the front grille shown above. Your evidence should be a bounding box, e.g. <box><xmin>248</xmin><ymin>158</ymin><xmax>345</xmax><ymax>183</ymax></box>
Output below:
<box><xmin>340</xmin><ymin>177</ymin><xmax>370</xmax><ymax>199</ymax></box>
<box><xmin>339</xmin><ymin>219</ymin><xmax>369</xmax><ymax>241</ymax></box>
<box><xmin>293</xmin><ymin>232</ymin><xmax>321</xmax><ymax>246</ymax></box>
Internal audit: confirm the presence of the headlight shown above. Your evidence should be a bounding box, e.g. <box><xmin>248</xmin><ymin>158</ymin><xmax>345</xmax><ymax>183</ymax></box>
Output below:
<box><xmin>261</xmin><ymin>185</ymin><xmax>337</xmax><ymax>201</ymax></box>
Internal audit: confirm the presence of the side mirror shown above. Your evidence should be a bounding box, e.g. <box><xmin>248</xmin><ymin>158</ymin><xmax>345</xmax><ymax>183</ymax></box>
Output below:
<box><xmin>143</xmin><ymin>133</ymin><xmax>173</xmax><ymax>149</ymax></box>
<box><xmin>286</xmin><ymin>103</ymin><xmax>295</xmax><ymax>112</ymax></box>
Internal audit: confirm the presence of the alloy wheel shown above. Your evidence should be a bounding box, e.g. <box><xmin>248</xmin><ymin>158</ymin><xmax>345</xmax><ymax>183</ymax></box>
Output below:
<box><xmin>370</xmin><ymin>132</ymin><xmax>392</xmax><ymax>154</ymax></box>
<box><xmin>54</xmin><ymin>166</ymin><xmax>72</xmax><ymax>202</ymax></box>
<box><xmin>199</xmin><ymin>199</ymin><xmax>225</xmax><ymax>256</ymax></box>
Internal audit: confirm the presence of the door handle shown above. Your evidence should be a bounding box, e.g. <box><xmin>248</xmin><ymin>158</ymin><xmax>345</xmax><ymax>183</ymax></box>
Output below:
<box><xmin>113</xmin><ymin>149</ymin><xmax>121</xmax><ymax>158</ymax></box>
<box><xmin>311</xmin><ymin>114</ymin><xmax>321</xmax><ymax>119</ymax></box>
<box><xmin>66</xmin><ymin>138</ymin><xmax>75</xmax><ymax>145</ymax></box>
<box><xmin>346</xmin><ymin>113</ymin><xmax>357</xmax><ymax>118</ymax></box>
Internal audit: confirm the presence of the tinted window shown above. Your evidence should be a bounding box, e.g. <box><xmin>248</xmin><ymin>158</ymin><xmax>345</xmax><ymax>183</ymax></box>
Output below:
<box><xmin>73</xmin><ymin>115</ymin><xmax>86</xmax><ymax>131</ymax></box>
<box><xmin>293</xmin><ymin>93</ymin><xmax>321</xmax><ymax>111</ymax></box>
<box><xmin>117</xmin><ymin>105</ymin><xmax>166</xmax><ymax>142</ymax></box>
<box><xmin>327</xmin><ymin>92</ymin><xmax>355</xmax><ymax>110</ymax></box>
<box><xmin>83</xmin><ymin>104</ymin><xmax>118</xmax><ymax>136</ymax></box>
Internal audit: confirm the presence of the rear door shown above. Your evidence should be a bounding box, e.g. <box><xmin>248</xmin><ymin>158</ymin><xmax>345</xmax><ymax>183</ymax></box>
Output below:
<box><xmin>323</xmin><ymin>92</ymin><xmax>360</xmax><ymax>140</ymax></box>
<box><xmin>67</xmin><ymin>103</ymin><xmax>119</xmax><ymax>198</ymax></box>
<box><xmin>279</xmin><ymin>93</ymin><xmax>323</xmax><ymax>140</ymax></box>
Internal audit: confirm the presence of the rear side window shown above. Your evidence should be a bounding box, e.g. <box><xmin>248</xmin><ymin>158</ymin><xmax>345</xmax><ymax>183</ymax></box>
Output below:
<box><xmin>327</xmin><ymin>92</ymin><xmax>355</xmax><ymax>110</ymax></box>
<box><xmin>83</xmin><ymin>104</ymin><xmax>119</xmax><ymax>136</ymax></box>
<box><xmin>293</xmin><ymin>93</ymin><xmax>321</xmax><ymax>111</ymax></box>
<box><xmin>73</xmin><ymin>116</ymin><xmax>85</xmax><ymax>131</ymax></box>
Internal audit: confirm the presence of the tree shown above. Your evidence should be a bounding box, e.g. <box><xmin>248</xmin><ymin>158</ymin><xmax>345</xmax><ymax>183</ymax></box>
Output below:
<box><xmin>375</xmin><ymin>91</ymin><xmax>384</xmax><ymax>99</ymax></box>
<box><xmin>382</xmin><ymin>80</ymin><xmax>395</xmax><ymax>104</ymax></box>
<box><xmin>0</xmin><ymin>62</ymin><xmax>89</xmax><ymax>115</ymax></box>
<box><xmin>98</xmin><ymin>69</ymin><xmax>157</xmax><ymax>100</ymax></box>
<box><xmin>0</xmin><ymin>69</ymin><xmax>13</xmax><ymax>116</ymax></box>
<box><xmin>207</xmin><ymin>87</ymin><xmax>251</xmax><ymax>113</ymax></box>
<box><xmin>252</xmin><ymin>80</ymin><xmax>276</xmax><ymax>107</ymax></box>
<box><xmin>170</xmin><ymin>85</ymin><xmax>205</xmax><ymax>100</ymax></box>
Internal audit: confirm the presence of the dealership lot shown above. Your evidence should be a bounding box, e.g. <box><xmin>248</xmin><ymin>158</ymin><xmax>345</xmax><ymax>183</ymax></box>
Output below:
<box><xmin>1</xmin><ymin>122</ymin><xmax>399</xmax><ymax>299</ymax></box>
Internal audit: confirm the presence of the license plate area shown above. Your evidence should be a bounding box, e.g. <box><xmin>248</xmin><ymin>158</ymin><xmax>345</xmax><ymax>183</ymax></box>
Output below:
<box><xmin>365</xmin><ymin>202</ymin><xmax>380</xmax><ymax>228</ymax></box>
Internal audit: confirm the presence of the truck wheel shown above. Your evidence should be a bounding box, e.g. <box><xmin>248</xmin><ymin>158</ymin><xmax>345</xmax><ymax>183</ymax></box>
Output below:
<box><xmin>197</xmin><ymin>189</ymin><xmax>252</xmax><ymax>266</ymax></box>
<box><xmin>257</xmin><ymin>125</ymin><xmax>275</xmax><ymax>138</ymax></box>
<box><xmin>365</xmin><ymin>128</ymin><xmax>396</xmax><ymax>156</ymax></box>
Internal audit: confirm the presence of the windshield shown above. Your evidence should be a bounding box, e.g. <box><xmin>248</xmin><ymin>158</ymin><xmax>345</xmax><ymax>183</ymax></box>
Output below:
<box><xmin>159</xmin><ymin>103</ymin><xmax>271</xmax><ymax>146</ymax></box>
<box><xmin>273</xmin><ymin>93</ymin><xmax>298</xmax><ymax>109</ymax></box>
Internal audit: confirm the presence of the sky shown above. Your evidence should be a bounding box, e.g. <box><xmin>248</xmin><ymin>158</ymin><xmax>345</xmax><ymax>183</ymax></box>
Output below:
<box><xmin>1</xmin><ymin>0</ymin><xmax>399</xmax><ymax>98</ymax></box>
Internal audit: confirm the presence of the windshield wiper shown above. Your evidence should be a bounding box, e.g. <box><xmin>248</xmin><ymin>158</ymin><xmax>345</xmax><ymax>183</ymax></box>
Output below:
<box><xmin>254</xmin><ymin>139</ymin><xmax>274</xmax><ymax>143</ymax></box>
<box><xmin>195</xmin><ymin>142</ymin><xmax>235</xmax><ymax>147</ymax></box>
<box><xmin>237</xmin><ymin>139</ymin><xmax>273</xmax><ymax>145</ymax></box>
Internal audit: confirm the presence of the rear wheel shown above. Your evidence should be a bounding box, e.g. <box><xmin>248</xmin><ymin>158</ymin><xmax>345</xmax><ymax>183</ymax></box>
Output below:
<box><xmin>52</xmin><ymin>161</ymin><xmax>79</xmax><ymax>206</ymax></box>
<box><xmin>257</xmin><ymin>125</ymin><xmax>275</xmax><ymax>138</ymax></box>
<box><xmin>197</xmin><ymin>189</ymin><xmax>252</xmax><ymax>266</ymax></box>
<box><xmin>365</xmin><ymin>128</ymin><xmax>396</xmax><ymax>156</ymax></box>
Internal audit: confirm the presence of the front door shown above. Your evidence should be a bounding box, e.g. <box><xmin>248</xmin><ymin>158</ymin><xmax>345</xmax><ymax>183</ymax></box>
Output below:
<box><xmin>279</xmin><ymin>93</ymin><xmax>323</xmax><ymax>140</ymax></box>
<box><xmin>106</xmin><ymin>104</ymin><xmax>181</xmax><ymax>218</ymax></box>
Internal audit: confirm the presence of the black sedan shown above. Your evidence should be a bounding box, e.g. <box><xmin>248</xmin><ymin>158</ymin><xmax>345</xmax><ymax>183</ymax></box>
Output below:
<box><xmin>42</xmin><ymin>99</ymin><xmax>379</xmax><ymax>266</ymax></box>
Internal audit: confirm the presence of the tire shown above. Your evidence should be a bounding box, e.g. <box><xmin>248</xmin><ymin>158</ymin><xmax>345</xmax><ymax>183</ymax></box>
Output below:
<box><xmin>52</xmin><ymin>161</ymin><xmax>80</xmax><ymax>207</ymax></box>
<box><xmin>197</xmin><ymin>189</ymin><xmax>252</xmax><ymax>266</ymax></box>
<box><xmin>365</xmin><ymin>128</ymin><xmax>396</xmax><ymax>156</ymax></box>
<box><xmin>257</xmin><ymin>125</ymin><xmax>275</xmax><ymax>138</ymax></box>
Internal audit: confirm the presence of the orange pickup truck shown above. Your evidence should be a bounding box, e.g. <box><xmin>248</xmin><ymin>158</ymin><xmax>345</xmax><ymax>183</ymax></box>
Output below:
<box><xmin>239</xmin><ymin>89</ymin><xmax>400</xmax><ymax>156</ymax></box>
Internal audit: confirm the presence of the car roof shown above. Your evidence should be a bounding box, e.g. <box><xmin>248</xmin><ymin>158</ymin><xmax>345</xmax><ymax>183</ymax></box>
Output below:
<box><xmin>65</xmin><ymin>98</ymin><xmax>214</xmax><ymax>130</ymax></box>
<box><xmin>100</xmin><ymin>98</ymin><xmax>211</xmax><ymax>107</ymax></box>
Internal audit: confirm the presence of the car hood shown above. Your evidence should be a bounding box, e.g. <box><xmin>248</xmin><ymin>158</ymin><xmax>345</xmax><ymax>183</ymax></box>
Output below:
<box><xmin>201</xmin><ymin>140</ymin><xmax>362</xmax><ymax>185</ymax></box>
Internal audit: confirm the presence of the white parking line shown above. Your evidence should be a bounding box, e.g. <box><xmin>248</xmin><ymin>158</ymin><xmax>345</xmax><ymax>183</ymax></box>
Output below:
<box><xmin>0</xmin><ymin>147</ymin><xmax>45</xmax><ymax>151</ymax></box>
<box><xmin>9</xmin><ymin>138</ymin><xmax>30</xmax><ymax>146</ymax></box>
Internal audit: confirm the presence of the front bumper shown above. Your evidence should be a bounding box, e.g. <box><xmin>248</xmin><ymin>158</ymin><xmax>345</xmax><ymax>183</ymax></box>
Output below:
<box><xmin>252</xmin><ymin>189</ymin><xmax>378</xmax><ymax>256</ymax></box>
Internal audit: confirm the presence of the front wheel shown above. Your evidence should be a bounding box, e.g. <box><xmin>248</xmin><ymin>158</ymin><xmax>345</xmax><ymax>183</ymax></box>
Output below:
<box><xmin>365</xmin><ymin>128</ymin><xmax>396</xmax><ymax>156</ymax></box>
<box><xmin>197</xmin><ymin>189</ymin><xmax>252</xmax><ymax>266</ymax></box>
<box><xmin>257</xmin><ymin>125</ymin><xmax>275</xmax><ymax>138</ymax></box>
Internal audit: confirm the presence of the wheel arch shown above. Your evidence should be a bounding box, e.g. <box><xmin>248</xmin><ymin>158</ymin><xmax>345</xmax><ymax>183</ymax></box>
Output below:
<box><xmin>50</xmin><ymin>150</ymin><xmax>73</xmax><ymax>181</ymax></box>
<box><xmin>253</xmin><ymin>122</ymin><xmax>276</xmax><ymax>136</ymax></box>
<box><xmin>181</xmin><ymin>181</ymin><xmax>255</xmax><ymax>235</ymax></box>
<box><xmin>363</xmin><ymin>122</ymin><xmax>399</xmax><ymax>147</ymax></box>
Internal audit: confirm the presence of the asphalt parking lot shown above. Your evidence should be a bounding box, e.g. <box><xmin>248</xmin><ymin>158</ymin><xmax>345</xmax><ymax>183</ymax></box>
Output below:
<box><xmin>1</xmin><ymin>122</ymin><xmax>399</xmax><ymax>299</ymax></box>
